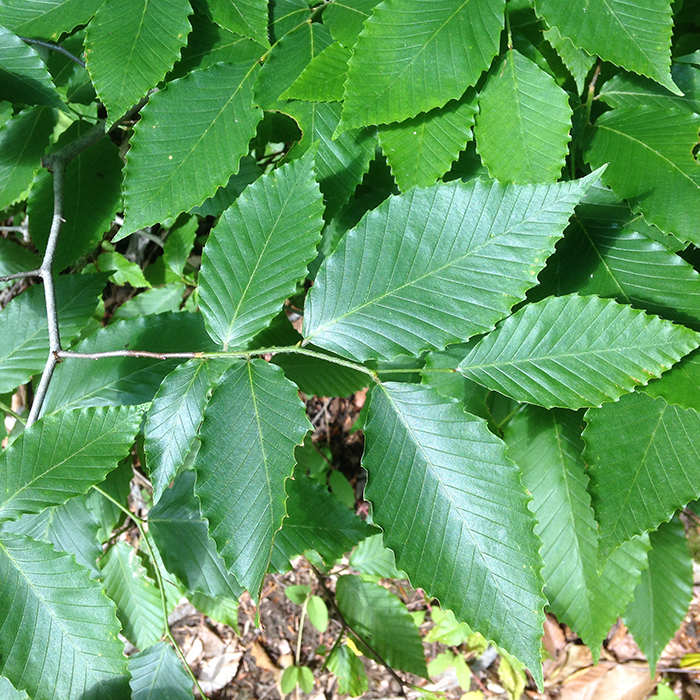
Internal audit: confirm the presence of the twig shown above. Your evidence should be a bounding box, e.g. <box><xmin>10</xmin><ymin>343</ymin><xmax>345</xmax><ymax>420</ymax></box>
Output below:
<box><xmin>0</xmin><ymin>269</ymin><xmax>41</xmax><ymax>283</ymax></box>
<box><xmin>21</xmin><ymin>37</ymin><xmax>86</xmax><ymax>67</ymax></box>
<box><xmin>309</xmin><ymin>563</ymin><xmax>408</xmax><ymax>696</ymax></box>
<box><xmin>0</xmin><ymin>225</ymin><xmax>28</xmax><ymax>233</ymax></box>
<box><xmin>0</xmin><ymin>401</ymin><xmax>25</xmax><ymax>424</ymax></box>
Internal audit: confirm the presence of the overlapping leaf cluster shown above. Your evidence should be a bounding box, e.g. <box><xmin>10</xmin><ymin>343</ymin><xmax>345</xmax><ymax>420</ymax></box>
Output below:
<box><xmin>1</xmin><ymin>0</ymin><xmax>699</xmax><ymax>696</ymax></box>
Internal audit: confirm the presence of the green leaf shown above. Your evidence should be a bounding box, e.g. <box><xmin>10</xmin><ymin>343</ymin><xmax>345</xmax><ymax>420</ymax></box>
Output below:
<box><xmin>378</xmin><ymin>92</ymin><xmax>477</xmax><ymax>191</ymax></box>
<box><xmin>121</xmin><ymin>62</ymin><xmax>262</xmax><ymax>237</ymax></box>
<box><xmin>624</xmin><ymin>517</ymin><xmax>693</xmax><ymax>673</ymax></box>
<box><xmin>298</xmin><ymin>666</ymin><xmax>315</xmax><ymax>695</ymax></box>
<box><xmin>129</xmin><ymin>642</ymin><xmax>194</xmax><ymax>700</ymax></box>
<box><xmin>542</xmin><ymin>24</ymin><xmax>595</xmax><ymax>93</ymax></box>
<box><xmin>583</xmin><ymin>106</ymin><xmax>700</xmax><ymax>244</ymax></box>
<box><xmin>100</xmin><ymin>541</ymin><xmax>165</xmax><ymax>650</ymax></box>
<box><xmin>336</xmin><ymin>574</ymin><xmax>428</xmax><ymax>677</ymax></box>
<box><xmin>29</xmin><ymin>121</ymin><xmax>123</xmax><ymax>272</ymax></box>
<box><xmin>0</xmin><ymin>273</ymin><xmax>107</xmax><ymax>395</ymax></box>
<box><xmin>474</xmin><ymin>49</ymin><xmax>572</xmax><ymax>184</ymax></box>
<box><xmin>425</xmin><ymin>607</ymin><xmax>473</xmax><ymax>645</ymax></box>
<box><xmin>269</xmin><ymin>0</ymin><xmax>308</xmax><ymax>41</ymax></box>
<box><xmin>42</xmin><ymin>312</ymin><xmax>215</xmax><ymax>414</ymax></box>
<box><xmin>303</xmin><ymin>170</ymin><xmax>602</xmax><ymax>362</ymax></box>
<box><xmin>322</xmin><ymin>0</ymin><xmax>381</xmax><ymax>48</ymax></box>
<box><xmin>363</xmin><ymin>382</ymin><xmax>546</xmax><ymax>683</ymax></box>
<box><xmin>111</xmin><ymin>284</ymin><xmax>187</xmax><ymax>322</ymax></box>
<box><xmin>0</xmin><ymin>495</ymin><xmax>102</xmax><ymax>578</ymax></box>
<box><xmin>584</xmin><ymin>392</ymin><xmax>700</xmax><ymax>560</ymax></box>
<box><xmin>254</xmin><ymin>21</ymin><xmax>333</xmax><ymax>109</ymax></box>
<box><xmin>327</xmin><ymin>645</ymin><xmax>369</xmax><ymax>697</ymax></box>
<box><xmin>271</xmin><ymin>475</ymin><xmax>378</xmax><ymax>571</ymax></box>
<box><xmin>533</xmin><ymin>0</ymin><xmax>678</xmax><ymax>93</ymax></box>
<box><xmin>145</xmin><ymin>360</ymin><xmax>210</xmax><ymax>503</ymax></box>
<box><xmin>86</xmin><ymin>0</ymin><xmax>192</xmax><ymax>125</ymax></box>
<box><xmin>149</xmin><ymin>470</ymin><xmax>243</xmax><ymax>599</ymax></box>
<box><xmin>307</xmin><ymin>595</ymin><xmax>328</xmax><ymax>632</ymax></box>
<box><xmin>644</xmin><ymin>348</ymin><xmax>700</xmax><ymax>410</ymax></box>
<box><xmin>0</xmin><ymin>26</ymin><xmax>63</xmax><ymax>108</ymax></box>
<box><xmin>0</xmin><ymin>0</ymin><xmax>104</xmax><ymax>41</ymax></box>
<box><xmin>284</xmin><ymin>100</ymin><xmax>378</xmax><ymax>218</ymax></box>
<box><xmin>457</xmin><ymin>294</ymin><xmax>700</xmax><ymax>409</ymax></box>
<box><xmin>285</xmin><ymin>584</ymin><xmax>311</xmax><ymax>604</ymax></box>
<box><xmin>339</xmin><ymin>0</ymin><xmax>506</xmax><ymax>130</ymax></box>
<box><xmin>0</xmin><ymin>677</ymin><xmax>29</xmax><ymax>700</ymax></box>
<box><xmin>188</xmin><ymin>591</ymin><xmax>239</xmax><ymax>626</ymax></box>
<box><xmin>349</xmin><ymin>533</ymin><xmax>405</xmax><ymax>579</ymax></box>
<box><xmin>283</xmin><ymin>41</ymin><xmax>351</xmax><ymax>102</ymax></box>
<box><xmin>0</xmin><ymin>106</ymin><xmax>55</xmax><ymax>210</ymax></box>
<box><xmin>272</xmin><ymin>352</ymin><xmax>370</xmax><ymax>397</ymax></box>
<box><xmin>280</xmin><ymin>666</ymin><xmax>299</xmax><ymax>694</ymax></box>
<box><xmin>207</xmin><ymin>0</ymin><xmax>269</xmax><ymax>46</ymax></box>
<box><xmin>195</xmin><ymin>360</ymin><xmax>310</xmax><ymax>598</ymax></box>
<box><xmin>0</xmin><ymin>239</ymin><xmax>39</xmax><ymax>289</ymax></box>
<box><xmin>0</xmin><ymin>405</ymin><xmax>143</xmax><ymax>523</ymax></box>
<box><xmin>85</xmin><ymin>459</ymin><xmax>133</xmax><ymax>543</ymax></box>
<box><xmin>97</xmin><ymin>252</ymin><xmax>152</xmax><ymax>288</ymax></box>
<box><xmin>199</xmin><ymin>153</ymin><xmax>324</xmax><ymax>349</ymax></box>
<box><xmin>0</xmin><ymin>532</ymin><xmax>129</xmax><ymax>700</ymax></box>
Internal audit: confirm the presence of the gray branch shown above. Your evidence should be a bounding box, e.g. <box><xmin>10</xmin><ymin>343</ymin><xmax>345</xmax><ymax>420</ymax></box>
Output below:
<box><xmin>20</xmin><ymin>37</ymin><xmax>86</xmax><ymax>68</ymax></box>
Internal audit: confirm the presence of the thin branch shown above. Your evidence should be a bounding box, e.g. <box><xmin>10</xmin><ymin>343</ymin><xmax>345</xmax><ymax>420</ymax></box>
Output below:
<box><xmin>0</xmin><ymin>269</ymin><xmax>41</xmax><ymax>283</ymax></box>
<box><xmin>0</xmin><ymin>401</ymin><xmax>25</xmax><ymax>424</ymax></box>
<box><xmin>0</xmin><ymin>225</ymin><xmax>27</xmax><ymax>233</ymax></box>
<box><xmin>21</xmin><ymin>37</ymin><xmax>86</xmax><ymax>68</ymax></box>
<box><xmin>309</xmin><ymin>563</ymin><xmax>407</xmax><ymax>696</ymax></box>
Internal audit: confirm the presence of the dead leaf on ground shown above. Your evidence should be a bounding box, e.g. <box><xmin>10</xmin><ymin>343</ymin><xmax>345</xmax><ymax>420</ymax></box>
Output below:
<box><xmin>607</xmin><ymin>624</ymin><xmax>645</xmax><ymax>663</ymax></box>
<box><xmin>559</xmin><ymin>661</ymin><xmax>615</xmax><ymax>700</ymax></box>
<box><xmin>545</xmin><ymin>644</ymin><xmax>594</xmax><ymax>688</ymax></box>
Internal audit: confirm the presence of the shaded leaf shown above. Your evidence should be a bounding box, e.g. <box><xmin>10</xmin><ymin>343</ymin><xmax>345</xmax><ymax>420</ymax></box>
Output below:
<box><xmin>583</xmin><ymin>105</ymin><xmax>700</xmax><ymax>244</ymax></box>
<box><xmin>339</xmin><ymin>0</ymin><xmax>505</xmax><ymax>130</ymax></box>
<box><xmin>0</xmin><ymin>532</ymin><xmax>129</xmax><ymax>700</ymax></box>
<box><xmin>0</xmin><ymin>239</ymin><xmax>40</xmax><ymax>290</ymax></box>
<box><xmin>336</xmin><ymin>574</ymin><xmax>428</xmax><ymax>677</ymax></box>
<box><xmin>111</xmin><ymin>284</ymin><xmax>187</xmax><ymax>322</ymax></box>
<box><xmin>304</xmin><ymin>170</ymin><xmax>602</xmax><ymax>362</ymax></box>
<box><xmin>363</xmin><ymin>382</ymin><xmax>546</xmax><ymax>683</ymax></box>
<box><xmin>149</xmin><ymin>470</ymin><xmax>243</xmax><ymax>599</ymax></box>
<box><xmin>207</xmin><ymin>0</ymin><xmax>268</xmax><ymax>46</ymax></box>
<box><xmin>272</xmin><ymin>351</ymin><xmax>370</xmax><ymax>397</ymax></box>
<box><xmin>584</xmin><ymin>392</ymin><xmax>700</xmax><ymax>560</ymax></box>
<box><xmin>121</xmin><ymin>62</ymin><xmax>262</xmax><ymax>237</ymax></box>
<box><xmin>283</xmin><ymin>41</ymin><xmax>351</xmax><ymax>102</ymax></box>
<box><xmin>624</xmin><ymin>517</ymin><xmax>693</xmax><ymax>673</ymax></box>
<box><xmin>474</xmin><ymin>49</ymin><xmax>572</xmax><ymax>184</ymax></box>
<box><xmin>199</xmin><ymin>152</ymin><xmax>324</xmax><ymax>349</ymax></box>
<box><xmin>457</xmin><ymin>294</ymin><xmax>700</xmax><ymax>409</ymax></box>
<box><xmin>0</xmin><ymin>0</ymin><xmax>104</xmax><ymax>41</ymax></box>
<box><xmin>100</xmin><ymin>541</ymin><xmax>165</xmax><ymax>650</ymax></box>
<box><xmin>379</xmin><ymin>92</ymin><xmax>477</xmax><ymax>191</ymax></box>
<box><xmin>195</xmin><ymin>360</ymin><xmax>310</xmax><ymax>598</ymax></box>
<box><xmin>129</xmin><ymin>642</ymin><xmax>194</xmax><ymax>700</ymax></box>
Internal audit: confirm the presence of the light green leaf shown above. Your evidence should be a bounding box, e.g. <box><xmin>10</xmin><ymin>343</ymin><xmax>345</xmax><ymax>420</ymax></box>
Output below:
<box><xmin>121</xmin><ymin>62</ymin><xmax>262</xmax><ymax>237</ymax></box>
<box><xmin>322</xmin><ymin>0</ymin><xmax>381</xmax><ymax>48</ymax></box>
<box><xmin>29</xmin><ymin>121</ymin><xmax>123</xmax><ymax>272</ymax></box>
<box><xmin>363</xmin><ymin>382</ymin><xmax>546</xmax><ymax>683</ymax></box>
<box><xmin>195</xmin><ymin>360</ymin><xmax>310</xmax><ymax>598</ymax></box>
<box><xmin>100</xmin><ymin>541</ymin><xmax>165</xmax><ymax>650</ymax></box>
<box><xmin>283</xmin><ymin>41</ymin><xmax>351</xmax><ymax>102</ymax></box>
<box><xmin>284</xmin><ymin>100</ymin><xmax>377</xmax><ymax>218</ymax></box>
<box><xmin>339</xmin><ymin>0</ymin><xmax>505</xmax><ymax>131</ymax></box>
<box><xmin>457</xmin><ymin>294</ymin><xmax>700</xmax><ymax>409</ymax></box>
<box><xmin>304</xmin><ymin>170</ymin><xmax>602</xmax><ymax>362</ymax></box>
<box><xmin>0</xmin><ymin>0</ymin><xmax>104</xmax><ymax>41</ymax></box>
<box><xmin>149</xmin><ymin>470</ymin><xmax>243</xmax><ymax>599</ymax></box>
<box><xmin>0</xmin><ymin>405</ymin><xmax>143</xmax><ymax>523</ymax></box>
<box><xmin>145</xmin><ymin>360</ymin><xmax>210</xmax><ymax>503</ymax></box>
<box><xmin>188</xmin><ymin>591</ymin><xmax>239</xmax><ymax>627</ymax></box>
<box><xmin>534</xmin><ymin>0</ymin><xmax>678</xmax><ymax>93</ymax></box>
<box><xmin>584</xmin><ymin>392</ymin><xmax>700</xmax><ymax>560</ymax></box>
<box><xmin>271</xmin><ymin>475</ymin><xmax>378</xmax><ymax>571</ymax></box>
<box><xmin>644</xmin><ymin>348</ymin><xmax>700</xmax><ymax>410</ymax></box>
<box><xmin>624</xmin><ymin>517</ymin><xmax>693</xmax><ymax>673</ymax></box>
<box><xmin>0</xmin><ymin>26</ymin><xmax>63</xmax><ymax>108</ymax></box>
<box><xmin>97</xmin><ymin>252</ymin><xmax>151</xmax><ymax>288</ymax></box>
<box><xmin>285</xmin><ymin>584</ymin><xmax>311</xmax><ymax>604</ymax></box>
<box><xmin>327</xmin><ymin>645</ymin><xmax>368</xmax><ymax>696</ymax></box>
<box><xmin>0</xmin><ymin>106</ymin><xmax>55</xmax><ymax>210</ymax></box>
<box><xmin>86</xmin><ymin>0</ymin><xmax>192</xmax><ymax>125</ymax></box>
<box><xmin>207</xmin><ymin>0</ymin><xmax>269</xmax><ymax>46</ymax></box>
<box><xmin>254</xmin><ymin>21</ymin><xmax>333</xmax><ymax>109</ymax></box>
<box><xmin>336</xmin><ymin>574</ymin><xmax>428</xmax><ymax>677</ymax></box>
<box><xmin>129</xmin><ymin>642</ymin><xmax>194</xmax><ymax>700</ymax></box>
<box><xmin>583</xmin><ymin>106</ymin><xmax>700</xmax><ymax>244</ymax></box>
<box><xmin>281</xmin><ymin>666</ymin><xmax>299</xmax><ymax>694</ymax></box>
<box><xmin>111</xmin><ymin>284</ymin><xmax>187</xmax><ymax>322</ymax></box>
<box><xmin>542</xmin><ymin>24</ymin><xmax>594</xmax><ymax>93</ymax></box>
<box><xmin>349</xmin><ymin>533</ymin><xmax>404</xmax><ymax>580</ymax></box>
<box><xmin>0</xmin><ymin>273</ymin><xmax>107</xmax><ymax>395</ymax></box>
<box><xmin>307</xmin><ymin>595</ymin><xmax>328</xmax><ymax>632</ymax></box>
<box><xmin>199</xmin><ymin>153</ymin><xmax>324</xmax><ymax>349</ymax></box>
<box><xmin>0</xmin><ymin>495</ymin><xmax>102</xmax><ymax>578</ymax></box>
<box><xmin>379</xmin><ymin>92</ymin><xmax>477</xmax><ymax>191</ymax></box>
<box><xmin>42</xmin><ymin>313</ymin><xmax>215</xmax><ymax>414</ymax></box>
<box><xmin>425</xmin><ymin>607</ymin><xmax>473</xmax><ymax>645</ymax></box>
<box><xmin>0</xmin><ymin>532</ymin><xmax>129</xmax><ymax>700</ymax></box>
<box><xmin>0</xmin><ymin>676</ymin><xmax>29</xmax><ymax>700</ymax></box>
<box><xmin>474</xmin><ymin>49</ymin><xmax>572</xmax><ymax>184</ymax></box>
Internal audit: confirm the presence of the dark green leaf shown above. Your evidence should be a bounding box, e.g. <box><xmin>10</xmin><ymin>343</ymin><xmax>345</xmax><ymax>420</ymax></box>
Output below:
<box><xmin>0</xmin><ymin>532</ymin><xmax>130</xmax><ymax>700</ymax></box>
<box><xmin>272</xmin><ymin>352</ymin><xmax>370</xmax><ymax>396</ymax></box>
<box><xmin>336</xmin><ymin>575</ymin><xmax>427</xmax><ymax>677</ymax></box>
<box><xmin>268</xmin><ymin>0</ymin><xmax>308</xmax><ymax>41</ymax></box>
<box><xmin>0</xmin><ymin>239</ymin><xmax>39</xmax><ymax>289</ymax></box>
<box><xmin>129</xmin><ymin>642</ymin><xmax>194</xmax><ymax>700</ymax></box>
<box><xmin>457</xmin><ymin>294</ymin><xmax>700</xmax><ymax>409</ymax></box>
<box><xmin>195</xmin><ymin>360</ymin><xmax>310</xmax><ymax>598</ymax></box>
<box><xmin>304</xmin><ymin>171</ymin><xmax>602</xmax><ymax>362</ymax></box>
<box><xmin>85</xmin><ymin>458</ymin><xmax>133</xmax><ymax>543</ymax></box>
<box><xmin>0</xmin><ymin>0</ymin><xmax>104</xmax><ymax>41</ymax></box>
<box><xmin>363</xmin><ymin>382</ymin><xmax>546</xmax><ymax>683</ymax></box>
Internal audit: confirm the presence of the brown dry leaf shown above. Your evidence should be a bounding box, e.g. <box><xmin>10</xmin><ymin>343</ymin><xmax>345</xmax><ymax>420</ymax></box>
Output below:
<box><xmin>559</xmin><ymin>661</ymin><xmax>614</xmax><ymax>700</ymax></box>
<box><xmin>543</xmin><ymin>614</ymin><xmax>567</xmax><ymax>661</ymax></box>
<box><xmin>607</xmin><ymin>624</ymin><xmax>645</xmax><ymax>663</ymax></box>
<box><xmin>198</xmin><ymin>650</ymin><xmax>244</xmax><ymax>695</ymax></box>
<box><xmin>546</xmin><ymin>644</ymin><xmax>594</xmax><ymax>688</ymax></box>
<box><xmin>590</xmin><ymin>663</ymin><xmax>656</xmax><ymax>700</ymax></box>
<box><xmin>250</xmin><ymin>640</ymin><xmax>281</xmax><ymax>679</ymax></box>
